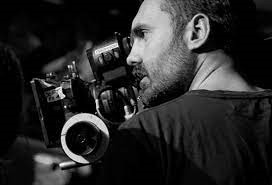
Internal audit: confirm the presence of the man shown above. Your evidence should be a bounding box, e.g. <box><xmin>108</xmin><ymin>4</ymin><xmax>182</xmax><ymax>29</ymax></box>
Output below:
<box><xmin>98</xmin><ymin>0</ymin><xmax>272</xmax><ymax>184</ymax></box>
<box><xmin>0</xmin><ymin>43</ymin><xmax>24</xmax><ymax>184</ymax></box>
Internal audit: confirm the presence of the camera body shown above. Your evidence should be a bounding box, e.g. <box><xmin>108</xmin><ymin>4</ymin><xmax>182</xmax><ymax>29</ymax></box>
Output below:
<box><xmin>31</xmin><ymin>32</ymin><xmax>137</xmax><ymax>165</ymax></box>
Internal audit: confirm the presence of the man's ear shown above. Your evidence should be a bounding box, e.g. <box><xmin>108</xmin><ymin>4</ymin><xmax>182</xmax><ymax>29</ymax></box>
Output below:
<box><xmin>183</xmin><ymin>13</ymin><xmax>210</xmax><ymax>51</ymax></box>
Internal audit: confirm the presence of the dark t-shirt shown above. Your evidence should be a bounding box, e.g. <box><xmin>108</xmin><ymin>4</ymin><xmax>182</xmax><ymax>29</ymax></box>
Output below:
<box><xmin>98</xmin><ymin>90</ymin><xmax>272</xmax><ymax>185</ymax></box>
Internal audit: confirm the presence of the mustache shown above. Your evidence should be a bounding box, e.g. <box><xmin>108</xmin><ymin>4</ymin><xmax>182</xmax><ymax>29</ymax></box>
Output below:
<box><xmin>131</xmin><ymin>65</ymin><xmax>148</xmax><ymax>87</ymax></box>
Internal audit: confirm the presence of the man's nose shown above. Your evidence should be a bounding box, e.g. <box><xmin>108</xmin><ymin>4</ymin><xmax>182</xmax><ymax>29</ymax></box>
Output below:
<box><xmin>126</xmin><ymin>46</ymin><xmax>142</xmax><ymax>66</ymax></box>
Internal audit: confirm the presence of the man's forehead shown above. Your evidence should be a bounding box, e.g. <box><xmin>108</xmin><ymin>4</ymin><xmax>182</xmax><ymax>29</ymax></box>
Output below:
<box><xmin>131</xmin><ymin>0</ymin><xmax>164</xmax><ymax>29</ymax></box>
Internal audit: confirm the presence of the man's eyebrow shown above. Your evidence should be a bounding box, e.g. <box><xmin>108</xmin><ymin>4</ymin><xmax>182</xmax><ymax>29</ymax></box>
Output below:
<box><xmin>130</xmin><ymin>23</ymin><xmax>149</xmax><ymax>38</ymax></box>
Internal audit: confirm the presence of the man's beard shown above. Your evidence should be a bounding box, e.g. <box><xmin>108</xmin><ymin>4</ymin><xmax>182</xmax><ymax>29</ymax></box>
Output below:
<box><xmin>132</xmin><ymin>38</ymin><xmax>197</xmax><ymax>108</ymax></box>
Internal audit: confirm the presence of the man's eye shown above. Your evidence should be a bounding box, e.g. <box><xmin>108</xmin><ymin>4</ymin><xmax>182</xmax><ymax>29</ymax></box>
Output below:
<box><xmin>135</xmin><ymin>29</ymin><xmax>148</xmax><ymax>39</ymax></box>
<box><xmin>139</xmin><ymin>30</ymin><xmax>148</xmax><ymax>38</ymax></box>
<box><xmin>138</xmin><ymin>30</ymin><xmax>145</xmax><ymax>38</ymax></box>
<box><xmin>130</xmin><ymin>28</ymin><xmax>150</xmax><ymax>45</ymax></box>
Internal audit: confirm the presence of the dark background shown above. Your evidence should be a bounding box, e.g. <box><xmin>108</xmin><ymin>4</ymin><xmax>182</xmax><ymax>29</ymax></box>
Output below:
<box><xmin>0</xmin><ymin>0</ymin><xmax>142</xmax><ymax>139</ymax></box>
<box><xmin>0</xmin><ymin>0</ymin><xmax>141</xmax><ymax>80</ymax></box>
<box><xmin>0</xmin><ymin>0</ymin><xmax>271</xmax><ymax>84</ymax></box>
<box><xmin>0</xmin><ymin>0</ymin><xmax>272</xmax><ymax>185</ymax></box>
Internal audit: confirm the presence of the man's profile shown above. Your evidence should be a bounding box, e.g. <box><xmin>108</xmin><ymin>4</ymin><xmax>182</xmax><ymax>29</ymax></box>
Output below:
<box><xmin>97</xmin><ymin>0</ymin><xmax>272</xmax><ymax>185</ymax></box>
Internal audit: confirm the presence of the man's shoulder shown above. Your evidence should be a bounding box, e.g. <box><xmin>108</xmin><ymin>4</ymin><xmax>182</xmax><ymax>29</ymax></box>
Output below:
<box><xmin>121</xmin><ymin>89</ymin><xmax>272</xmax><ymax>132</ymax></box>
<box><xmin>120</xmin><ymin>91</ymin><xmax>227</xmax><ymax>131</ymax></box>
<box><xmin>138</xmin><ymin>91</ymin><xmax>229</xmax><ymax>118</ymax></box>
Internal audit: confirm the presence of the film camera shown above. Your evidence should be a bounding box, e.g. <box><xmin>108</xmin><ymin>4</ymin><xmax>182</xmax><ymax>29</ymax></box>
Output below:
<box><xmin>31</xmin><ymin>33</ymin><xmax>137</xmax><ymax>168</ymax></box>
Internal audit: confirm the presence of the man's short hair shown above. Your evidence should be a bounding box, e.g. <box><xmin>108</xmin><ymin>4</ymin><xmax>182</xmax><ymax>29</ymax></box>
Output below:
<box><xmin>160</xmin><ymin>0</ymin><xmax>257</xmax><ymax>55</ymax></box>
<box><xmin>0</xmin><ymin>43</ymin><xmax>24</xmax><ymax>156</ymax></box>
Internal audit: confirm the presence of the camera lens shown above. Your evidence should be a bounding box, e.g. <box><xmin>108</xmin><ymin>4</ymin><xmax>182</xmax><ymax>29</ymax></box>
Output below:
<box><xmin>65</xmin><ymin>121</ymin><xmax>100</xmax><ymax>156</ymax></box>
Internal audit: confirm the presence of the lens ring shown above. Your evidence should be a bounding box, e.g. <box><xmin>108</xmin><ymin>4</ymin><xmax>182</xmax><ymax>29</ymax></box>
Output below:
<box><xmin>65</xmin><ymin>121</ymin><xmax>100</xmax><ymax>156</ymax></box>
<box><xmin>61</xmin><ymin>113</ymin><xmax>110</xmax><ymax>164</ymax></box>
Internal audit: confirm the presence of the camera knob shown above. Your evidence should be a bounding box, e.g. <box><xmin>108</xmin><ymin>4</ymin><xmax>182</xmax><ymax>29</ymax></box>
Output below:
<box><xmin>98</xmin><ymin>56</ymin><xmax>104</xmax><ymax>65</ymax></box>
<box><xmin>103</xmin><ymin>52</ymin><xmax>113</xmax><ymax>62</ymax></box>
<box><xmin>113</xmin><ymin>50</ymin><xmax>120</xmax><ymax>59</ymax></box>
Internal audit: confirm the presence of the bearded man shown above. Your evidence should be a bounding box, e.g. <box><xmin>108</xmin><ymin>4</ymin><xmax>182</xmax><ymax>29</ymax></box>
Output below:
<box><xmin>97</xmin><ymin>0</ymin><xmax>272</xmax><ymax>184</ymax></box>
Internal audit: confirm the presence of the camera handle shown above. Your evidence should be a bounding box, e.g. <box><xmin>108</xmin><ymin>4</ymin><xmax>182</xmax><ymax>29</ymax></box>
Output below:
<box><xmin>59</xmin><ymin>160</ymin><xmax>90</xmax><ymax>170</ymax></box>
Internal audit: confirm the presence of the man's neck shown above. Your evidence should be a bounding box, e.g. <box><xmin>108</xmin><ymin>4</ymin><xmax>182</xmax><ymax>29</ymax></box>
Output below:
<box><xmin>189</xmin><ymin>50</ymin><xmax>262</xmax><ymax>92</ymax></box>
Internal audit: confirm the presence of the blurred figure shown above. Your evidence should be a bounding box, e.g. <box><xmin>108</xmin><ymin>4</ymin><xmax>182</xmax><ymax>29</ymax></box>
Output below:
<box><xmin>0</xmin><ymin>43</ymin><xmax>24</xmax><ymax>156</ymax></box>
<box><xmin>0</xmin><ymin>43</ymin><xmax>24</xmax><ymax>184</ymax></box>
<box><xmin>0</xmin><ymin>43</ymin><xmax>72</xmax><ymax>185</ymax></box>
